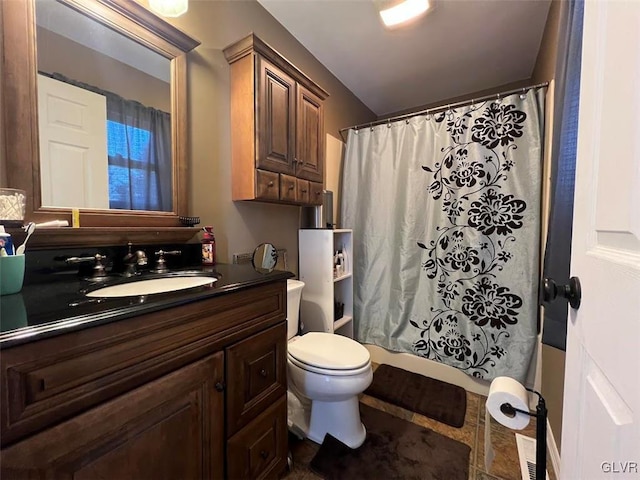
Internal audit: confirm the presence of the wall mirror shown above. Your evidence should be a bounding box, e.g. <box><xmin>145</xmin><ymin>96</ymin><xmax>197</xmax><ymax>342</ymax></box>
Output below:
<box><xmin>1</xmin><ymin>0</ymin><xmax>200</xmax><ymax>242</ymax></box>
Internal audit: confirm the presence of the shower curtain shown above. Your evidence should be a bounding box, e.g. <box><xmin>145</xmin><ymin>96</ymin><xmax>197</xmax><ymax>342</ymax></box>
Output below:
<box><xmin>341</xmin><ymin>88</ymin><xmax>545</xmax><ymax>382</ymax></box>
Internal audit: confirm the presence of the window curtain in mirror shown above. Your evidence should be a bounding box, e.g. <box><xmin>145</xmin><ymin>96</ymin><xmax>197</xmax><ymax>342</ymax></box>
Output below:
<box><xmin>541</xmin><ymin>0</ymin><xmax>584</xmax><ymax>351</ymax></box>
<box><xmin>106</xmin><ymin>98</ymin><xmax>172</xmax><ymax>211</ymax></box>
<box><xmin>48</xmin><ymin>73</ymin><xmax>172</xmax><ymax>211</ymax></box>
<box><xmin>341</xmin><ymin>89</ymin><xmax>546</xmax><ymax>382</ymax></box>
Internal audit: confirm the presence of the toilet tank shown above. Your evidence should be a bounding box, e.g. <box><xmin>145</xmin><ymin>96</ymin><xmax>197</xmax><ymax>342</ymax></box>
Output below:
<box><xmin>286</xmin><ymin>280</ymin><xmax>305</xmax><ymax>340</ymax></box>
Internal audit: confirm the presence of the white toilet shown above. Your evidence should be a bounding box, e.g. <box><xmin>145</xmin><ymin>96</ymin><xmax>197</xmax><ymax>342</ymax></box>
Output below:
<box><xmin>286</xmin><ymin>279</ymin><xmax>373</xmax><ymax>448</ymax></box>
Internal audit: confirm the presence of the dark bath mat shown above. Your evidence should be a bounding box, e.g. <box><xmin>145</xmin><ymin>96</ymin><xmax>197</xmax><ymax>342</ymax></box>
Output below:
<box><xmin>365</xmin><ymin>364</ymin><xmax>467</xmax><ymax>427</ymax></box>
<box><xmin>310</xmin><ymin>403</ymin><xmax>471</xmax><ymax>480</ymax></box>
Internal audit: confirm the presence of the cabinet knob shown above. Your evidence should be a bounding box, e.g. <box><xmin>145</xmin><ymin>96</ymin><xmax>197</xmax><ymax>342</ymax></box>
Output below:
<box><xmin>315</xmin><ymin>191</ymin><xmax>321</xmax><ymax>195</ymax></box>
<box><xmin>215</xmin><ymin>382</ymin><xmax>225</xmax><ymax>392</ymax></box>
<box><xmin>267</xmin><ymin>181</ymin><xmax>274</xmax><ymax>187</ymax></box>
<box><xmin>260</xmin><ymin>450</ymin><xmax>269</xmax><ymax>459</ymax></box>
<box><xmin>301</xmin><ymin>189</ymin><xmax>308</xmax><ymax>193</ymax></box>
<box><xmin>260</xmin><ymin>369</ymin><xmax>268</xmax><ymax>378</ymax></box>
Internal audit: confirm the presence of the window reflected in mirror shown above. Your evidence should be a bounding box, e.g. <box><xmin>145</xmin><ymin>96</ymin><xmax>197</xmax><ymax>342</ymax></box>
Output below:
<box><xmin>35</xmin><ymin>0</ymin><xmax>172</xmax><ymax>212</ymax></box>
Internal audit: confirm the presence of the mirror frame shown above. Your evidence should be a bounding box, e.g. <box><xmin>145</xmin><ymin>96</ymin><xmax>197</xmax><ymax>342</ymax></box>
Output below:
<box><xmin>1</xmin><ymin>0</ymin><xmax>200</xmax><ymax>242</ymax></box>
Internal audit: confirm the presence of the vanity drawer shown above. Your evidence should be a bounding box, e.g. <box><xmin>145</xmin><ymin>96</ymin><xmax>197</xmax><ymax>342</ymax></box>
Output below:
<box><xmin>227</xmin><ymin>395</ymin><xmax>287</xmax><ymax>480</ymax></box>
<box><xmin>1</xmin><ymin>281</ymin><xmax>286</xmax><ymax>447</ymax></box>
<box><xmin>226</xmin><ymin>323</ymin><xmax>287</xmax><ymax>436</ymax></box>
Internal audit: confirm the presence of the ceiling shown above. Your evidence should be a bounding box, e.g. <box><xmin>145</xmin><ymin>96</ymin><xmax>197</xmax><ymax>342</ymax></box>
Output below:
<box><xmin>258</xmin><ymin>0</ymin><xmax>551</xmax><ymax>116</ymax></box>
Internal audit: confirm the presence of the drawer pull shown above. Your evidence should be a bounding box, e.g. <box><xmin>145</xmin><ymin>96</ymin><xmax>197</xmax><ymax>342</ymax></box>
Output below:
<box><xmin>259</xmin><ymin>369</ymin><xmax>268</xmax><ymax>378</ymax></box>
<box><xmin>215</xmin><ymin>382</ymin><xmax>225</xmax><ymax>392</ymax></box>
<box><xmin>260</xmin><ymin>450</ymin><xmax>269</xmax><ymax>459</ymax></box>
<box><xmin>267</xmin><ymin>181</ymin><xmax>274</xmax><ymax>187</ymax></box>
<box><xmin>288</xmin><ymin>185</ymin><xmax>294</xmax><ymax>190</ymax></box>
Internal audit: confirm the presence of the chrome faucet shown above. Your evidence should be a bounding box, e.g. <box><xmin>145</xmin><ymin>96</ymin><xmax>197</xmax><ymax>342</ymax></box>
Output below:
<box><xmin>123</xmin><ymin>242</ymin><xmax>148</xmax><ymax>277</ymax></box>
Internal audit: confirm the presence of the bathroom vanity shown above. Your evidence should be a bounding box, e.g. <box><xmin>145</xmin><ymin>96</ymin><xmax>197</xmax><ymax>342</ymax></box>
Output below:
<box><xmin>0</xmin><ymin>264</ymin><xmax>291</xmax><ymax>479</ymax></box>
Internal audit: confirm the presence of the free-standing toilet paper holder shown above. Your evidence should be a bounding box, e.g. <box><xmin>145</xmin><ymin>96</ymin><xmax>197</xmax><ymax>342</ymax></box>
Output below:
<box><xmin>500</xmin><ymin>389</ymin><xmax>548</xmax><ymax>480</ymax></box>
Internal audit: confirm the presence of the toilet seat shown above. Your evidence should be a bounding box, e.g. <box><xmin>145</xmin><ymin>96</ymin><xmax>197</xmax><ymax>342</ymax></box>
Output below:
<box><xmin>287</xmin><ymin>332</ymin><xmax>371</xmax><ymax>376</ymax></box>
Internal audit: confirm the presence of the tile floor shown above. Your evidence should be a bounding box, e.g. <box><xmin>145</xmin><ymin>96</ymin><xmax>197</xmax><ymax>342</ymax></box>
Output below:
<box><xmin>284</xmin><ymin>364</ymin><xmax>557</xmax><ymax>480</ymax></box>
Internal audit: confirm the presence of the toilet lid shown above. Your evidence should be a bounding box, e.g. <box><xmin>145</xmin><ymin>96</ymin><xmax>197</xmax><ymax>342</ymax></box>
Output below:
<box><xmin>288</xmin><ymin>332</ymin><xmax>370</xmax><ymax>370</ymax></box>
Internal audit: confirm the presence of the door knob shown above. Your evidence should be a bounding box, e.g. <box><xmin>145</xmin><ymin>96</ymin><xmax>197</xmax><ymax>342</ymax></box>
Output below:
<box><xmin>542</xmin><ymin>277</ymin><xmax>582</xmax><ymax>309</ymax></box>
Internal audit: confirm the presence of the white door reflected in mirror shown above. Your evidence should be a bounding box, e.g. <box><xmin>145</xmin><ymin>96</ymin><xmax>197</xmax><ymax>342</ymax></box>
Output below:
<box><xmin>38</xmin><ymin>74</ymin><xmax>109</xmax><ymax>209</ymax></box>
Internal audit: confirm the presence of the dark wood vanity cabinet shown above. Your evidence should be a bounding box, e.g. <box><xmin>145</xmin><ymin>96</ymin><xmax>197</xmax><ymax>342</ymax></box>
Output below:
<box><xmin>225</xmin><ymin>34</ymin><xmax>328</xmax><ymax>206</ymax></box>
<box><xmin>0</xmin><ymin>281</ymin><xmax>289</xmax><ymax>480</ymax></box>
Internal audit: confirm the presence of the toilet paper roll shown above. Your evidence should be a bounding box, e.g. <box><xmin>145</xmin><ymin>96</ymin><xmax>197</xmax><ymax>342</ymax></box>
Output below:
<box><xmin>484</xmin><ymin>376</ymin><xmax>530</xmax><ymax>472</ymax></box>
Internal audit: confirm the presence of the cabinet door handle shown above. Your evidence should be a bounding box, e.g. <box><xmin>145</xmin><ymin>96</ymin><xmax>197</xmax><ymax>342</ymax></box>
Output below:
<box><xmin>260</xmin><ymin>369</ymin><xmax>268</xmax><ymax>377</ymax></box>
<box><xmin>315</xmin><ymin>191</ymin><xmax>321</xmax><ymax>195</ymax></box>
<box><xmin>267</xmin><ymin>181</ymin><xmax>274</xmax><ymax>187</ymax></box>
<box><xmin>288</xmin><ymin>185</ymin><xmax>294</xmax><ymax>190</ymax></box>
<box><xmin>301</xmin><ymin>189</ymin><xmax>308</xmax><ymax>193</ymax></box>
<box><xmin>260</xmin><ymin>450</ymin><xmax>269</xmax><ymax>459</ymax></box>
<box><xmin>215</xmin><ymin>382</ymin><xmax>225</xmax><ymax>392</ymax></box>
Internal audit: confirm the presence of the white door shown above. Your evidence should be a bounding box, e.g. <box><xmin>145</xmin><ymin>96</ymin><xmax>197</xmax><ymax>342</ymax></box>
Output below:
<box><xmin>38</xmin><ymin>74</ymin><xmax>109</xmax><ymax>209</ymax></box>
<box><xmin>561</xmin><ymin>1</ymin><xmax>640</xmax><ymax>479</ymax></box>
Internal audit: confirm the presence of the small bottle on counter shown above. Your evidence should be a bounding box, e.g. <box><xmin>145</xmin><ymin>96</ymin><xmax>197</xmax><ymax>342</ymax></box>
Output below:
<box><xmin>201</xmin><ymin>226</ymin><xmax>216</xmax><ymax>265</ymax></box>
<box><xmin>0</xmin><ymin>226</ymin><xmax>14</xmax><ymax>255</ymax></box>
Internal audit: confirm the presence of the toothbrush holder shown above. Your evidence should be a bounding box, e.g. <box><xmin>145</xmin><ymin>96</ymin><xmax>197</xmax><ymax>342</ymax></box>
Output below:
<box><xmin>0</xmin><ymin>253</ymin><xmax>25</xmax><ymax>295</ymax></box>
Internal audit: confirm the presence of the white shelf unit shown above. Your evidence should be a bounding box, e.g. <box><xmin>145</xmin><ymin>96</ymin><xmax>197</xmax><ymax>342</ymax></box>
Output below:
<box><xmin>298</xmin><ymin>229</ymin><xmax>353</xmax><ymax>338</ymax></box>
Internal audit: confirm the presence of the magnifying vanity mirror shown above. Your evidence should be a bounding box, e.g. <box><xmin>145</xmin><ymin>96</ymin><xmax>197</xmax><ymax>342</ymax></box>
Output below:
<box><xmin>1</xmin><ymin>0</ymin><xmax>200</xmax><ymax>241</ymax></box>
<box><xmin>252</xmin><ymin>243</ymin><xmax>279</xmax><ymax>274</ymax></box>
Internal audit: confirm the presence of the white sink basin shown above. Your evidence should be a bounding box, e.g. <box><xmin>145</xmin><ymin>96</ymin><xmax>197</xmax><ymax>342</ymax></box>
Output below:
<box><xmin>86</xmin><ymin>276</ymin><xmax>217</xmax><ymax>298</ymax></box>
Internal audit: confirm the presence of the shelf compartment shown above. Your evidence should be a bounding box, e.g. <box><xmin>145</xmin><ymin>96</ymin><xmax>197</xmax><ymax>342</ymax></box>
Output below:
<box><xmin>333</xmin><ymin>315</ymin><xmax>352</xmax><ymax>330</ymax></box>
<box><xmin>333</xmin><ymin>273</ymin><xmax>352</xmax><ymax>283</ymax></box>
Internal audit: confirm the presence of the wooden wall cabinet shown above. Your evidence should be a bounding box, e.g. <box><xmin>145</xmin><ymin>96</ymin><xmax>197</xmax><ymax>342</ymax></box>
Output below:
<box><xmin>1</xmin><ymin>281</ymin><xmax>289</xmax><ymax>480</ymax></box>
<box><xmin>224</xmin><ymin>34</ymin><xmax>329</xmax><ymax>206</ymax></box>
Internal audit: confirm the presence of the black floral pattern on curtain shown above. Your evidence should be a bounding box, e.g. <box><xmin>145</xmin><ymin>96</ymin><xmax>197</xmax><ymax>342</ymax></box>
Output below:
<box><xmin>411</xmin><ymin>99</ymin><xmax>536</xmax><ymax>379</ymax></box>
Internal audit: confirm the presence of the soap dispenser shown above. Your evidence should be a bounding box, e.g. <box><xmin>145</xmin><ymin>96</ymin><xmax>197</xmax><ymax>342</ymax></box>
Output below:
<box><xmin>202</xmin><ymin>226</ymin><xmax>216</xmax><ymax>265</ymax></box>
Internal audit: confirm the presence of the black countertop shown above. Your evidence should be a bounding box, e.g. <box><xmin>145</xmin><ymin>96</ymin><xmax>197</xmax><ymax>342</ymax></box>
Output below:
<box><xmin>0</xmin><ymin>263</ymin><xmax>293</xmax><ymax>349</ymax></box>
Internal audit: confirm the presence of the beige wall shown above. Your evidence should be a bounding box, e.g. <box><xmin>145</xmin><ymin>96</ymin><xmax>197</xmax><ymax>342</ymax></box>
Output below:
<box><xmin>37</xmin><ymin>27</ymin><xmax>171</xmax><ymax>112</ymax></box>
<box><xmin>151</xmin><ymin>0</ymin><xmax>375</xmax><ymax>274</ymax></box>
<box><xmin>531</xmin><ymin>0</ymin><xmax>566</xmax><ymax>451</ymax></box>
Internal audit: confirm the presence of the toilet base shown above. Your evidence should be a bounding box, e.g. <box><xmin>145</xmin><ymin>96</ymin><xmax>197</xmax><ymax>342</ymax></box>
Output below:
<box><xmin>307</xmin><ymin>396</ymin><xmax>367</xmax><ymax>449</ymax></box>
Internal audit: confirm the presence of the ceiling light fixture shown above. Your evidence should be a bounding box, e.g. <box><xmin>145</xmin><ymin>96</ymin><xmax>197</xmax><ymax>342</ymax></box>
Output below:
<box><xmin>379</xmin><ymin>0</ymin><xmax>431</xmax><ymax>28</ymax></box>
<box><xmin>149</xmin><ymin>0</ymin><xmax>188</xmax><ymax>18</ymax></box>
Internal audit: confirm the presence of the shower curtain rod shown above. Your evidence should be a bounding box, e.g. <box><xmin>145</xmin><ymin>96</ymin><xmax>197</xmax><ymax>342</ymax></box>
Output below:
<box><xmin>338</xmin><ymin>81</ymin><xmax>549</xmax><ymax>142</ymax></box>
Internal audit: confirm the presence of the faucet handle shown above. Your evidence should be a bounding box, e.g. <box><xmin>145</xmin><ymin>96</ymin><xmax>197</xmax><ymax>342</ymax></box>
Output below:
<box><xmin>153</xmin><ymin>249</ymin><xmax>182</xmax><ymax>273</ymax></box>
<box><xmin>65</xmin><ymin>253</ymin><xmax>108</xmax><ymax>278</ymax></box>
